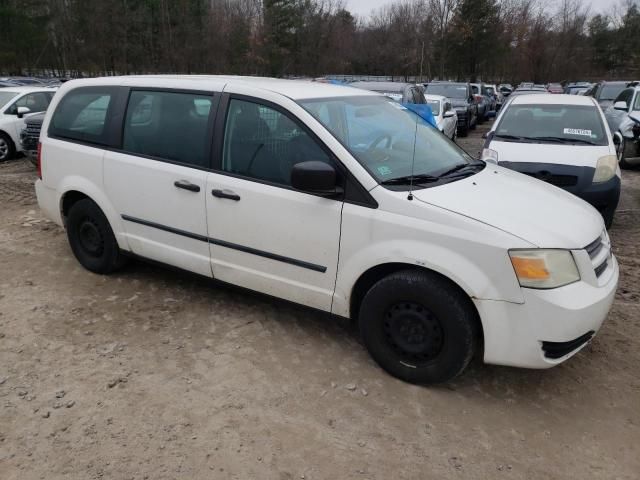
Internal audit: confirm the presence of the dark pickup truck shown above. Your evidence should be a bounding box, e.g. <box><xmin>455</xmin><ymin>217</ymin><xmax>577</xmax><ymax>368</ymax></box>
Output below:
<box><xmin>20</xmin><ymin>112</ymin><xmax>45</xmax><ymax>166</ymax></box>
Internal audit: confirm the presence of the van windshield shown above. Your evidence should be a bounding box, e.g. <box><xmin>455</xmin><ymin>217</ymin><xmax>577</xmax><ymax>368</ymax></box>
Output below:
<box><xmin>299</xmin><ymin>95</ymin><xmax>480</xmax><ymax>188</ymax></box>
<box><xmin>495</xmin><ymin>104</ymin><xmax>607</xmax><ymax>146</ymax></box>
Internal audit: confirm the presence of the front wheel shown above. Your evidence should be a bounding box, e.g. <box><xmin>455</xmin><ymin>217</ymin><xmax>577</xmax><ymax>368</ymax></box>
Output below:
<box><xmin>616</xmin><ymin>137</ymin><xmax>631</xmax><ymax>169</ymax></box>
<box><xmin>0</xmin><ymin>132</ymin><xmax>16</xmax><ymax>162</ymax></box>
<box><xmin>359</xmin><ymin>270</ymin><xmax>479</xmax><ymax>384</ymax></box>
<box><xmin>66</xmin><ymin>198</ymin><xmax>127</xmax><ymax>274</ymax></box>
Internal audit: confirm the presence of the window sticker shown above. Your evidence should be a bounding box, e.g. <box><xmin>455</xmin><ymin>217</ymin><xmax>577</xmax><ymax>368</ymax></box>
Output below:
<box><xmin>377</xmin><ymin>165</ymin><xmax>392</xmax><ymax>176</ymax></box>
<box><xmin>563</xmin><ymin>128</ymin><xmax>592</xmax><ymax>136</ymax></box>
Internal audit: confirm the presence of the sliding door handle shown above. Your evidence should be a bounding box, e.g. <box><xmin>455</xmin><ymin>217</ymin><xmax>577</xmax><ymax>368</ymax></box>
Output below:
<box><xmin>211</xmin><ymin>189</ymin><xmax>241</xmax><ymax>201</ymax></box>
<box><xmin>174</xmin><ymin>180</ymin><xmax>201</xmax><ymax>192</ymax></box>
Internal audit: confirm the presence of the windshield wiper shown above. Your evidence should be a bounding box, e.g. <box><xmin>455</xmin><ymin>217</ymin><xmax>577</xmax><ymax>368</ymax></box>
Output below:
<box><xmin>494</xmin><ymin>134</ymin><xmax>528</xmax><ymax>141</ymax></box>
<box><xmin>438</xmin><ymin>162</ymin><xmax>483</xmax><ymax>178</ymax></box>
<box><xmin>530</xmin><ymin>136</ymin><xmax>597</xmax><ymax>145</ymax></box>
<box><xmin>380</xmin><ymin>173</ymin><xmax>440</xmax><ymax>185</ymax></box>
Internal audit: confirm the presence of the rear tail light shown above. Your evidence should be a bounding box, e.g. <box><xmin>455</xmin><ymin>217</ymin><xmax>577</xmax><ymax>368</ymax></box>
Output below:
<box><xmin>37</xmin><ymin>142</ymin><xmax>42</xmax><ymax>179</ymax></box>
<box><xmin>474</xmin><ymin>94</ymin><xmax>483</xmax><ymax>102</ymax></box>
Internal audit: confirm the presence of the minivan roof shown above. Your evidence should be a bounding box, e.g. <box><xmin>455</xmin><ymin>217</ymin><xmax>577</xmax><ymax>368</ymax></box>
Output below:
<box><xmin>61</xmin><ymin>75</ymin><xmax>377</xmax><ymax>101</ymax></box>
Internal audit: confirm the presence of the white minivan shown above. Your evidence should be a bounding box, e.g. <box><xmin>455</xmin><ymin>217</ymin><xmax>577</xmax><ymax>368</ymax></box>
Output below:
<box><xmin>36</xmin><ymin>76</ymin><xmax>618</xmax><ymax>384</ymax></box>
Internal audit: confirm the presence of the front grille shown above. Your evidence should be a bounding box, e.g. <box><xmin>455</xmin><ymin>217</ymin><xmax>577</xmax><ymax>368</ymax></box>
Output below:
<box><xmin>542</xmin><ymin>331</ymin><xmax>595</xmax><ymax>359</ymax></box>
<box><xmin>20</xmin><ymin>122</ymin><xmax>42</xmax><ymax>151</ymax></box>
<box><xmin>522</xmin><ymin>171</ymin><xmax>578</xmax><ymax>187</ymax></box>
<box><xmin>584</xmin><ymin>232</ymin><xmax>611</xmax><ymax>279</ymax></box>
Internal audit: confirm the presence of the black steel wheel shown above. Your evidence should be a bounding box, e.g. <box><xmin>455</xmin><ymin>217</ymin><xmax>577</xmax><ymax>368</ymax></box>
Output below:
<box><xmin>66</xmin><ymin>198</ymin><xmax>127</xmax><ymax>274</ymax></box>
<box><xmin>359</xmin><ymin>269</ymin><xmax>479</xmax><ymax>384</ymax></box>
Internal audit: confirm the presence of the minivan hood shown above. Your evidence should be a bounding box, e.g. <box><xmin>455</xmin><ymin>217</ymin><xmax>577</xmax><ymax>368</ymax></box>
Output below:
<box><xmin>412</xmin><ymin>165</ymin><xmax>603</xmax><ymax>248</ymax></box>
<box><xmin>490</xmin><ymin>140</ymin><xmax>611</xmax><ymax>168</ymax></box>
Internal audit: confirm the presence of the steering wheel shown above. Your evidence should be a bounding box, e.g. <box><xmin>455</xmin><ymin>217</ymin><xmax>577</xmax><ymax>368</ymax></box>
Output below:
<box><xmin>367</xmin><ymin>134</ymin><xmax>393</xmax><ymax>153</ymax></box>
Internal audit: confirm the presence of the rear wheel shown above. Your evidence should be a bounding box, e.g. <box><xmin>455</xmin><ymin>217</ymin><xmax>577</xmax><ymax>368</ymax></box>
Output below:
<box><xmin>0</xmin><ymin>132</ymin><xmax>15</xmax><ymax>162</ymax></box>
<box><xmin>359</xmin><ymin>270</ymin><xmax>478</xmax><ymax>384</ymax></box>
<box><xmin>66</xmin><ymin>199</ymin><xmax>127</xmax><ymax>274</ymax></box>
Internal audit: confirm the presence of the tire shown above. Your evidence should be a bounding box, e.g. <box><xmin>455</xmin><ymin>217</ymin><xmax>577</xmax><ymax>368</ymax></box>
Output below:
<box><xmin>616</xmin><ymin>137</ymin><xmax>631</xmax><ymax>169</ymax></box>
<box><xmin>0</xmin><ymin>132</ymin><xmax>16</xmax><ymax>162</ymax></box>
<box><xmin>359</xmin><ymin>269</ymin><xmax>478</xmax><ymax>384</ymax></box>
<box><xmin>66</xmin><ymin>198</ymin><xmax>127</xmax><ymax>274</ymax></box>
<box><xmin>458</xmin><ymin>120</ymin><xmax>469</xmax><ymax>137</ymax></box>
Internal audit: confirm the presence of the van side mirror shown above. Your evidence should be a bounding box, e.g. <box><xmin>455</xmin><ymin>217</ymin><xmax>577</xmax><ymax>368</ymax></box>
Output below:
<box><xmin>614</xmin><ymin>101</ymin><xmax>628</xmax><ymax>111</ymax></box>
<box><xmin>443</xmin><ymin>110</ymin><xmax>455</xmax><ymax>118</ymax></box>
<box><xmin>17</xmin><ymin>106</ymin><xmax>31</xmax><ymax>118</ymax></box>
<box><xmin>291</xmin><ymin>161</ymin><xmax>341</xmax><ymax>196</ymax></box>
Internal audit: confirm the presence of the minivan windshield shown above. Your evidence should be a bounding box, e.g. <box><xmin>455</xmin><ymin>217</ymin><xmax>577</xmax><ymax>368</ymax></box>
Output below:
<box><xmin>425</xmin><ymin>84</ymin><xmax>468</xmax><ymax>99</ymax></box>
<box><xmin>494</xmin><ymin>104</ymin><xmax>607</xmax><ymax>146</ymax></box>
<box><xmin>0</xmin><ymin>91</ymin><xmax>18</xmax><ymax>108</ymax></box>
<box><xmin>299</xmin><ymin>95</ymin><xmax>480</xmax><ymax>188</ymax></box>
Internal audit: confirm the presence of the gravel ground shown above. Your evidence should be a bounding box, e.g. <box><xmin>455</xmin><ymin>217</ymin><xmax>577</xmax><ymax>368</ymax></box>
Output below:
<box><xmin>1</xmin><ymin>123</ymin><xmax>639</xmax><ymax>480</ymax></box>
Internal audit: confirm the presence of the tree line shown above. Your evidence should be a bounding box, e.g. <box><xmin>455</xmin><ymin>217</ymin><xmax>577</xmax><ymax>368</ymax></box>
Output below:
<box><xmin>0</xmin><ymin>0</ymin><xmax>638</xmax><ymax>83</ymax></box>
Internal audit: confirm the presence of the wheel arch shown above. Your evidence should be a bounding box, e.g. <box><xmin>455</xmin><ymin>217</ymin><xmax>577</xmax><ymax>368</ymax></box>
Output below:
<box><xmin>349</xmin><ymin>262</ymin><xmax>484</xmax><ymax>348</ymax></box>
<box><xmin>57</xmin><ymin>183</ymin><xmax>130</xmax><ymax>251</ymax></box>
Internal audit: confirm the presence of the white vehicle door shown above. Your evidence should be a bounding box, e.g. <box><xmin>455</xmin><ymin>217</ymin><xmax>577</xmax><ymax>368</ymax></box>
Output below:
<box><xmin>2</xmin><ymin>91</ymin><xmax>53</xmax><ymax>146</ymax></box>
<box><xmin>104</xmin><ymin>88</ymin><xmax>219</xmax><ymax>278</ymax></box>
<box><xmin>205</xmin><ymin>96</ymin><xmax>343</xmax><ymax>311</ymax></box>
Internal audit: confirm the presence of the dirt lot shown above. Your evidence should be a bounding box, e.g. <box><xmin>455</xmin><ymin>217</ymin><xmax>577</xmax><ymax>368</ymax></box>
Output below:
<box><xmin>1</xmin><ymin>123</ymin><xmax>639</xmax><ymax>480</ymax></box>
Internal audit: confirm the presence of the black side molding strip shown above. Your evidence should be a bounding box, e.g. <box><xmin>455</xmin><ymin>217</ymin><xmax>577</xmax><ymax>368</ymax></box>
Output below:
<box><xmin>121</xmin><ymin>215</ymin><xmax>327</xmax><ymax>273</ymax></box>
<box><xmin>121</xmin><ymin>215</ymin><xmax>209</xmax><ymax>242</ymax></box>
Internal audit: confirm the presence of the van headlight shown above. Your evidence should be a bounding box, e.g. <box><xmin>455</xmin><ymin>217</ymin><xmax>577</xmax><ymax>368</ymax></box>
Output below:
<box><xmin>593</xmin><ymin>155</ymin><xmax>617</xmax><ymax>183</ymax></box>
<box><xmin>509</xmin><ymin>250</ymin><xmax>580</xmax><ymax>289</ymax></box>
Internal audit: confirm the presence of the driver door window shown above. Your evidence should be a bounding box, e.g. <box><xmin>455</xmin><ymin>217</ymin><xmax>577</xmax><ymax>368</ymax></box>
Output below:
<box><xmin>222</xmin><ymin>99</ymin><xmax>332</xmax><ymax>187</ymax></box>
<box><xmin>6</xmin><ymin>92</ymin><xmax>52</xmax><ymax>115</ymax></box>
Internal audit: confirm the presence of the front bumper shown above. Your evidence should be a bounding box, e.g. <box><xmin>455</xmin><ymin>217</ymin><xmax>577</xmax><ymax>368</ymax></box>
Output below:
<box><xmin>475</xmin><ymin>253</ymin><xmax>618</xmax><ymax>369</ymax></box>
<box><xmin>498</xmin><ymin>161</ymin><xmax>621</xmax><ymax>222</ymax></box>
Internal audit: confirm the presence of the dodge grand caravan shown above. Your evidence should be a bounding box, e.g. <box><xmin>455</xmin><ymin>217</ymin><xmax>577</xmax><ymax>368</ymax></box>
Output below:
<box><xmin>35</xmin><ymin>76</ymin><xmax>619</xmax><ymax>384</ymax></box>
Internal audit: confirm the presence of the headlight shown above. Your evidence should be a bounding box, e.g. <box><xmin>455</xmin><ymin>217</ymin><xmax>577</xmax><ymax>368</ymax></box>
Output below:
<box><xmin>509</xmin><ymin>249</ymin><xmax>580</xmax><ymax>289</ymax></box>
<box><xmin>593</xmin><ymin>155</ymin><xmax>617</xmax><ymax>183</ymax></box>
<box><xmin>481</xmin><ymin>148</ymin><xmax>498</xmax><ymax>164</ymax></box>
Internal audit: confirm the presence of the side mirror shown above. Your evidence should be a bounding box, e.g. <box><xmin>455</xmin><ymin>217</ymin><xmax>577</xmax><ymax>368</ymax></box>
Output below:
<box><xmin>17</xmin><ymin>106</ymin><xmax>31</xmax><ymax>118</ymax></box>
<box><xmin>443</xmin><ymin>110</ymin><xmax>455</xmax><ymax>118</ymax></box>
<box><xmin>614</xmin><ymin>101</ymin><xmax>628</xmax><ymax>111</ymax></box>
<box><xmin>291</xmin><ymin>161</ymin><xmax>340</xmax><ymax>196</ymax></box>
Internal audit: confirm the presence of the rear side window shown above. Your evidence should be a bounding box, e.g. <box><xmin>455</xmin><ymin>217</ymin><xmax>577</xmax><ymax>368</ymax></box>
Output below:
<box><xmin>49</xmin><ymin>88</ymin><xmax>117</xmax><ymax>145</ymax></box>
<box><xmin>122</xmin><ymin>90</ymin><xmax>213</xmax><ymax>168</ymax></box>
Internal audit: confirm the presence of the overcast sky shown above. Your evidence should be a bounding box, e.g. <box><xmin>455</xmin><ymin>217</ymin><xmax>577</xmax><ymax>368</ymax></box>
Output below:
<box><xmin>344</xmin><ymin>0</ymin><xmax>619</xmax><ymax>19</ymax></box>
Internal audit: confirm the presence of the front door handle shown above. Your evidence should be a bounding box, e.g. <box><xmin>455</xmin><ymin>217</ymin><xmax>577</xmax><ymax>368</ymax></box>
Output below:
<box><xmin>211</xmin><ymin>189</ymin><xmax>241</xmax><ymax>201</ymax></box>
<box><xmin>174</xmin><ymin>180</ymin><xmax>201</xmax><ymax>192</ymax></box>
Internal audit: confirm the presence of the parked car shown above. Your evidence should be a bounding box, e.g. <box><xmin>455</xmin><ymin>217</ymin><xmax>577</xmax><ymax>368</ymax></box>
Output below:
<box><xmin>0</xmin><ymin>86</ymin><xmax>56</xmax><ymax>161</ymax></box>
<box><xmin>498</xmin><ymin>84</ymin><xmax>513</xmax><ymax>97</ymax></box>
<box><xmin>424</xmin><ymin>82</ymin><xmax>477</xmax><ymax>136</ymax></box>
<box><xmin>350</xmin><ymin>81</ymin><xmax>436</xmax><ymax>127</ymax></box>
<box><xmin>586</xmin><ymin>81</ymin><xmax>629</xmax><ymax>109</ymax></box>
<box><xmin>606</xmin><ymin>83</ymin><xmax>640</xmax><ymax>168</ymax></box>
<box><xmin>20</xmin><ymin>111</ymin><xmax>45</xmax><ymax>166</ymax></box>
<box><xmin>483</xmin><ymin>94</ymin><xmax>620</xmax><ymax>227</ymax></box>
<box><xmin>547</xmin><ymin>83</ymin><xmax>564</xmax><ymax>94</ymax></box>
<box><xmin>36</xmin><ymin>76</ymin><xmax>618</xmax><ymax>384</ymax></box>
<box><xmin>470</xmin><ymin>83</ymin><xmax>488</xmax><ymax>123</ymax></box>
<box><xmin>423</xmin><ymin>94</ymin><xmax>458</xmax><ymax>140</ymax></box>
<box><xmin>484</xmin><ymin>84</ymin><xmax>503</xmax><ymax>110</ymax></box>
<box><xmin>564</xmin><ymin>82</ymin><xmax>592</xmax><ymax>95</ymax></box>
